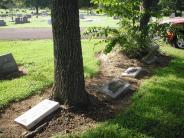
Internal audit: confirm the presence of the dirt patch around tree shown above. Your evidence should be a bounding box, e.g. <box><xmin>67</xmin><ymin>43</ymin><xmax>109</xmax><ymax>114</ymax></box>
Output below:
<box><xmin>0</xmin><ymin>50</ymin><xmax>171</xmax><ymax>138</ymax></box>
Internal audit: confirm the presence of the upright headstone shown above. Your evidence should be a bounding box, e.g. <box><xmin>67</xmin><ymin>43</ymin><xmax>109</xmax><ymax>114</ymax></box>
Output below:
<box><xmin>22</xmin><ymin>16</ymin><xmax>29</xmax><ymax>23</ymax></box>
<box><xmin>101</xmin><ymin>78</ymin><xmax>131</xmax><ymax>99</ymax></box>
<box><xmin>14</xmin><ymin>99</ymin><xmax>60</xmax><ymax>130</ymax></box>
<box><xmin>15</xmin><ymin>17</ymin><xmax>22</xmax><ymax>24</ymax></box>
<box><xmin>0</xmin><ymin>20</ymin><xmax>6</xmax><ymax>26</ymax></box>
<box><xmin>0</xmin><ymin>53</ymin><xmax>18</xmax><ymax>77</ymax></box>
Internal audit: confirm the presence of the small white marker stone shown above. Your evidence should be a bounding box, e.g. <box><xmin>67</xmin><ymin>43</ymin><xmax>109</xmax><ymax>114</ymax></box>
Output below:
<box><xmin>14</xmin><ymin>99</ymin><xmax>60</xmax><ymax>130</ymax></box>
<box><xmin>122</xmin><ymin>67</ymin><xmax>144</xmax><ymax>78</ymax></box>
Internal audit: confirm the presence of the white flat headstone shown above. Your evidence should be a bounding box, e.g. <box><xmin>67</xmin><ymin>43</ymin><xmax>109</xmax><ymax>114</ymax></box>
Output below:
<box><xmin>14</xmin><ymin>99</ymin><xmax>60</xmax><ymax>130</ymax></box>
<box><xmin>101</xmin><ymin>78</ymin><xmax>131</xmax><ymax>99</ymax></box>
<box><xmin>122</xmin><ymin>67</ymin><xmax>145</xmax><ymax>78</ymax></box>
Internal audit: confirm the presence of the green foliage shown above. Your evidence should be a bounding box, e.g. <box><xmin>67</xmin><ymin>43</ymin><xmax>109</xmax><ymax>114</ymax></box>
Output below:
<box><xmin>85</xmin><ymin>19</ymin><xmax>170</xmax><ymax>57</ymax></box>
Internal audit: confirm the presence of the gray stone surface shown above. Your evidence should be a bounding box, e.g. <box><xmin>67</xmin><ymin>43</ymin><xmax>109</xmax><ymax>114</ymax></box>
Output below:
<box><xmin>101</xmin><ymin>78</ymin><xmax>131</xmax><ymax>99</ymax></box>
<box><xmin>14</xmin><ymin>99</ymin><xmax>60</xmax><ymax>130</ymax></box>
<box><xmin>143</xmin><ymin>45</ymin><xmax>159</xmax><ymax>64</ymax></box>
<box><xmin>15</xmin><ymin>17</ymin><xmax>30</xmax><ymax>24</ymax></box>
<box><xmin>0</xmin><ymin>20</ymin><xmax>6</xmax><ymax>26</ymax></box>
<box><xmin>122</xmin><ymin>67</ymin><xmax>145</xmax><ymax>78</ymax></box>
<box><xmin>22</xmin><ymin>17</ymin><xmax>29</xmax><ymax>23</ymax></box>
<box><xmin>15</xmin><ymin>17</ymin><xmax>22</xmax><ymax>24</ymax></box>
<box><xmin>0</xmin><ymin>53</ymin><xmax>18</xmax><ymax>77</ymax></box>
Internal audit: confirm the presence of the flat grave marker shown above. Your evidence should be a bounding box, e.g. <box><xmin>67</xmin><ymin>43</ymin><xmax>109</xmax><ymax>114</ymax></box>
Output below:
<box><xmin>122</xmin><ymin>67</ymin><xmax>146</xmax><ymax>78</ymax></box>
<box><xmin>15</xmin><ymin>99</ymin><xmax>60</xmax><ymax>130</ymax></box>
<box><xmin>101</xmin><ymin>78</ymin><xmax>131</xmax><ymax>99</ymax></box>
<box><xmin>0</xmin><ymin>53</ymin><xmax>18</xmax><ymax>77</ymax></box>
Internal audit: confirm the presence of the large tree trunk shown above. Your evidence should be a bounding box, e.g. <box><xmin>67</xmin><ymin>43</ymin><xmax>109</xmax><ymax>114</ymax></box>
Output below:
<box><xmin>51</xmin><ymin>0</ymin><xmax>90</xmax><ymax>107</ymax></box>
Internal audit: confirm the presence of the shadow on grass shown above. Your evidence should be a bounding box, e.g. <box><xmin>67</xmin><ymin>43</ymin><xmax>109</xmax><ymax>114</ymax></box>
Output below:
<box><xmin>75</xmin><ymin>50</ymin><xmax>184</xmax><ymax>138</ymax></box>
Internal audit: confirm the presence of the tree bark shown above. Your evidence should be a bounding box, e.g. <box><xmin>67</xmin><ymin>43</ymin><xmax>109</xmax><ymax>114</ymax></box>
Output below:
<box><xmin>51</xmin><ymin>0</ymin><xmax>90</xmax><ymax>107</ymax></box>
<box><xmin>140</xmin><ymin>0</ymin><xmax>159</xmax><ymax>30</ymax></box>
<box><xmin>36</xmin><ymin>0</ymin><xmax>39</xmax><ymax>18</ymax></box>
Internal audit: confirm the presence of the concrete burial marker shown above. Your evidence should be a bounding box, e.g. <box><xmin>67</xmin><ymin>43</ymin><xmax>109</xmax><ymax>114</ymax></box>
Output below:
<box><xmin>122</xmin><ymin>67</ymin><xmax>146</xmax><ymax>78</ymax></box>
<box><xmin>14</xmin><ymin>99</ymin><xmax>60</xmax><ymax>130</ymax></box>
<box><xmin>0</xmin><ymin>53</ymin><xmax>18</xmax><ymax>77</ymax></box>
<box><xmin>143</xmin><ymin>45</ymin><xmax>159</xmax><ymax>65</ymax></box>
<box><xmin>101</xmin><ymin>78</ymin><xmax>131</xmax><ymax>99</ymax></box>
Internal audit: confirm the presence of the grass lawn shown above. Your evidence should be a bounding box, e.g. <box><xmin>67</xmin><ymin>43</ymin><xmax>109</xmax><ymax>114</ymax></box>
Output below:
<box><xmin>0</xmin><ymin>39</ymin><xmax>103</xmax><ymax>109</ymax></box>
<box><xmin>59</xmin><ymin>44</ymin><xmax>184</xmax><ymax>138</ymax></box>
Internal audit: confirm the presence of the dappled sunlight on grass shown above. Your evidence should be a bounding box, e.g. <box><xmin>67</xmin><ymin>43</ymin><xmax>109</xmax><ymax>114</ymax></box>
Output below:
<box><xmin>66</xmin><ymin>44</ymin><xmax>184</xmax><ymax>138</ymax></box>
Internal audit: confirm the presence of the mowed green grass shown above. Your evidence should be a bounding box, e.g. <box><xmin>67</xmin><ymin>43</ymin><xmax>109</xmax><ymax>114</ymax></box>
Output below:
<box><xmin>0</xmin><ymin>40</ymin><xmax>102</xmax><ymax>109</ymax></box>
<box><xmin>59</xmin><ymin>45</ymin><xmax>184</xmax><ymax>138</ymax></box>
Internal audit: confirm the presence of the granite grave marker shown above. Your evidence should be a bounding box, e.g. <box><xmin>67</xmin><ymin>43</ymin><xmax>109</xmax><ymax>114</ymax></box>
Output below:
<box><xmin>0</xmin><ymin>53</ymin><xmax>18</xmax><ymax>77</ymax></box>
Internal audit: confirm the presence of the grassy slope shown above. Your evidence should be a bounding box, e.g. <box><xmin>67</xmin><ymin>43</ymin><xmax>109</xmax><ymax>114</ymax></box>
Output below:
<box><xmin>61</xmin><ymin>44</ymin><xmax>184</xmax><ymax>138</ymax></box>
<box><xmin>0</xmin><ymin>40</ymin><xmax>102</xmax><ymax>109</ymax></box>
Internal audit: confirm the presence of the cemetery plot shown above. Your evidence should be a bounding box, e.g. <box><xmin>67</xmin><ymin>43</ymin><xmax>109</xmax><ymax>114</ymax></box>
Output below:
<box><xmin>101</xmin><ymin>79</ymin><xmax>132</xmax><ymax>99</ymax></box>
<box><xmin>14</xmin><ymin>99</ymin><xmax>60</xmax><ymax>130</ymax></box>
<box><xmin>122</xmin><ymin>67</ymin><xmax>147</xmax><ymax>78</ymax></box>
<box><xmin>0</xmin><ymin>53</ymin><xmax>18</xmax><ymax>77</ymax></box>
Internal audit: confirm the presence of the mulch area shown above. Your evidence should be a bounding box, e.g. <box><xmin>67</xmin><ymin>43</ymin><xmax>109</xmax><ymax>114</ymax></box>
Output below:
<box><xmin>0</xmin><ymin>50</ymin><xmax>171</xmax><ymax>138</ymax></box>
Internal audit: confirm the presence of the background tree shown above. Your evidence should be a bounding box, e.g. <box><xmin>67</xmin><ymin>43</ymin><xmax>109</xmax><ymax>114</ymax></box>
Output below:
<box><xmin>51</xmin><ymin>0</ymin><xmax>90</xmax><ymax>107</ymax></box>
<box><xmin>24</xmin><ymin>0</ymin><xmax>51</xmax><ymax>16</ymax></box>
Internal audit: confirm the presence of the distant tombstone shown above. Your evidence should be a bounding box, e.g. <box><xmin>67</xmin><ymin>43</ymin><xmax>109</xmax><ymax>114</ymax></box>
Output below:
<box><xmin>0</xmin><ymin>20</ymin><xmax>6</xmax><ymax>26</ymax></box>
<box><xmin>142</xmin><ymin>45</ymin><xmax>159</xmax><ymax>65</ymax></box>
<box><xmin>15</xmin><ymin>99</ymin><xmax>60</xmax><ymax>130</ymax></box>
<box><xmin>101</xmin><ymin>79</ymin><xmax>131</xmax><ymax>99</ymax></box>
<box><xmin>22</xmin><ymin>16</ymin><xmax>29</xmax><ymax>23</ymax></box>
<box><xmin>15</xmin><ymin>17</ymin><xmax>22</xmax><ymax>24</ymax></box>
<box><xmin>79</xmin><ymin>14</ymin><xmax>85</xmax><ymax>19</ymax></box>
<box><xmin>0</xmin><ymin>53</ymin><xmax>18</xmax><ymax>77</ymax></box>
<box><xmin>122</xmin><ymin>67</ymin><xmax>146</xmax><ymax>78</ymax></box>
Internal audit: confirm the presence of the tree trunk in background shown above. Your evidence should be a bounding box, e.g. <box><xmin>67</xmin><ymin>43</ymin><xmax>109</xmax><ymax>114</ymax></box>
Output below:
<box><xmin>51</xmin><ymin>0</ymin><xmax>90</xmax><ymax>107</ymax></box>
<box><xmin>140</xmin><ymin>0</ymin><xmax>159</xmax><ymax>30</ymax></box>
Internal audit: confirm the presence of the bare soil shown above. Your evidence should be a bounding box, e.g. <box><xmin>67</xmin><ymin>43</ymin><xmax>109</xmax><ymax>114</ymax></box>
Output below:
<box><xmin>0</xmin><ymin>50</ymin><xmax>171</xmax><ymax>138</ymax></box>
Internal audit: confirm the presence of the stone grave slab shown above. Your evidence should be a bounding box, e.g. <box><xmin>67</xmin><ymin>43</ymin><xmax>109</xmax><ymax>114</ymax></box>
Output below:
<box><xmin>0</xmin><ymin>53</ymin><xmax>18</xmax><ymax>77</ymax></box>
<box><xmin>122</xmin><ymin>67</ymin><xmax>146</xmax><ymax>78</ymax></box>
<box><xmin>14</xmin><ymin>99</ymin><xmax>60</xmax><ymax>130</ymax></box>
<box><xmin>143</xmin><ymin>44</ymin><xmax>159</xmax><ymax>65</ymax></box>
<box><xmin>101</xmin><ymin>79</ymin><xmax>131</xmax><ymax>99</ymax></box>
